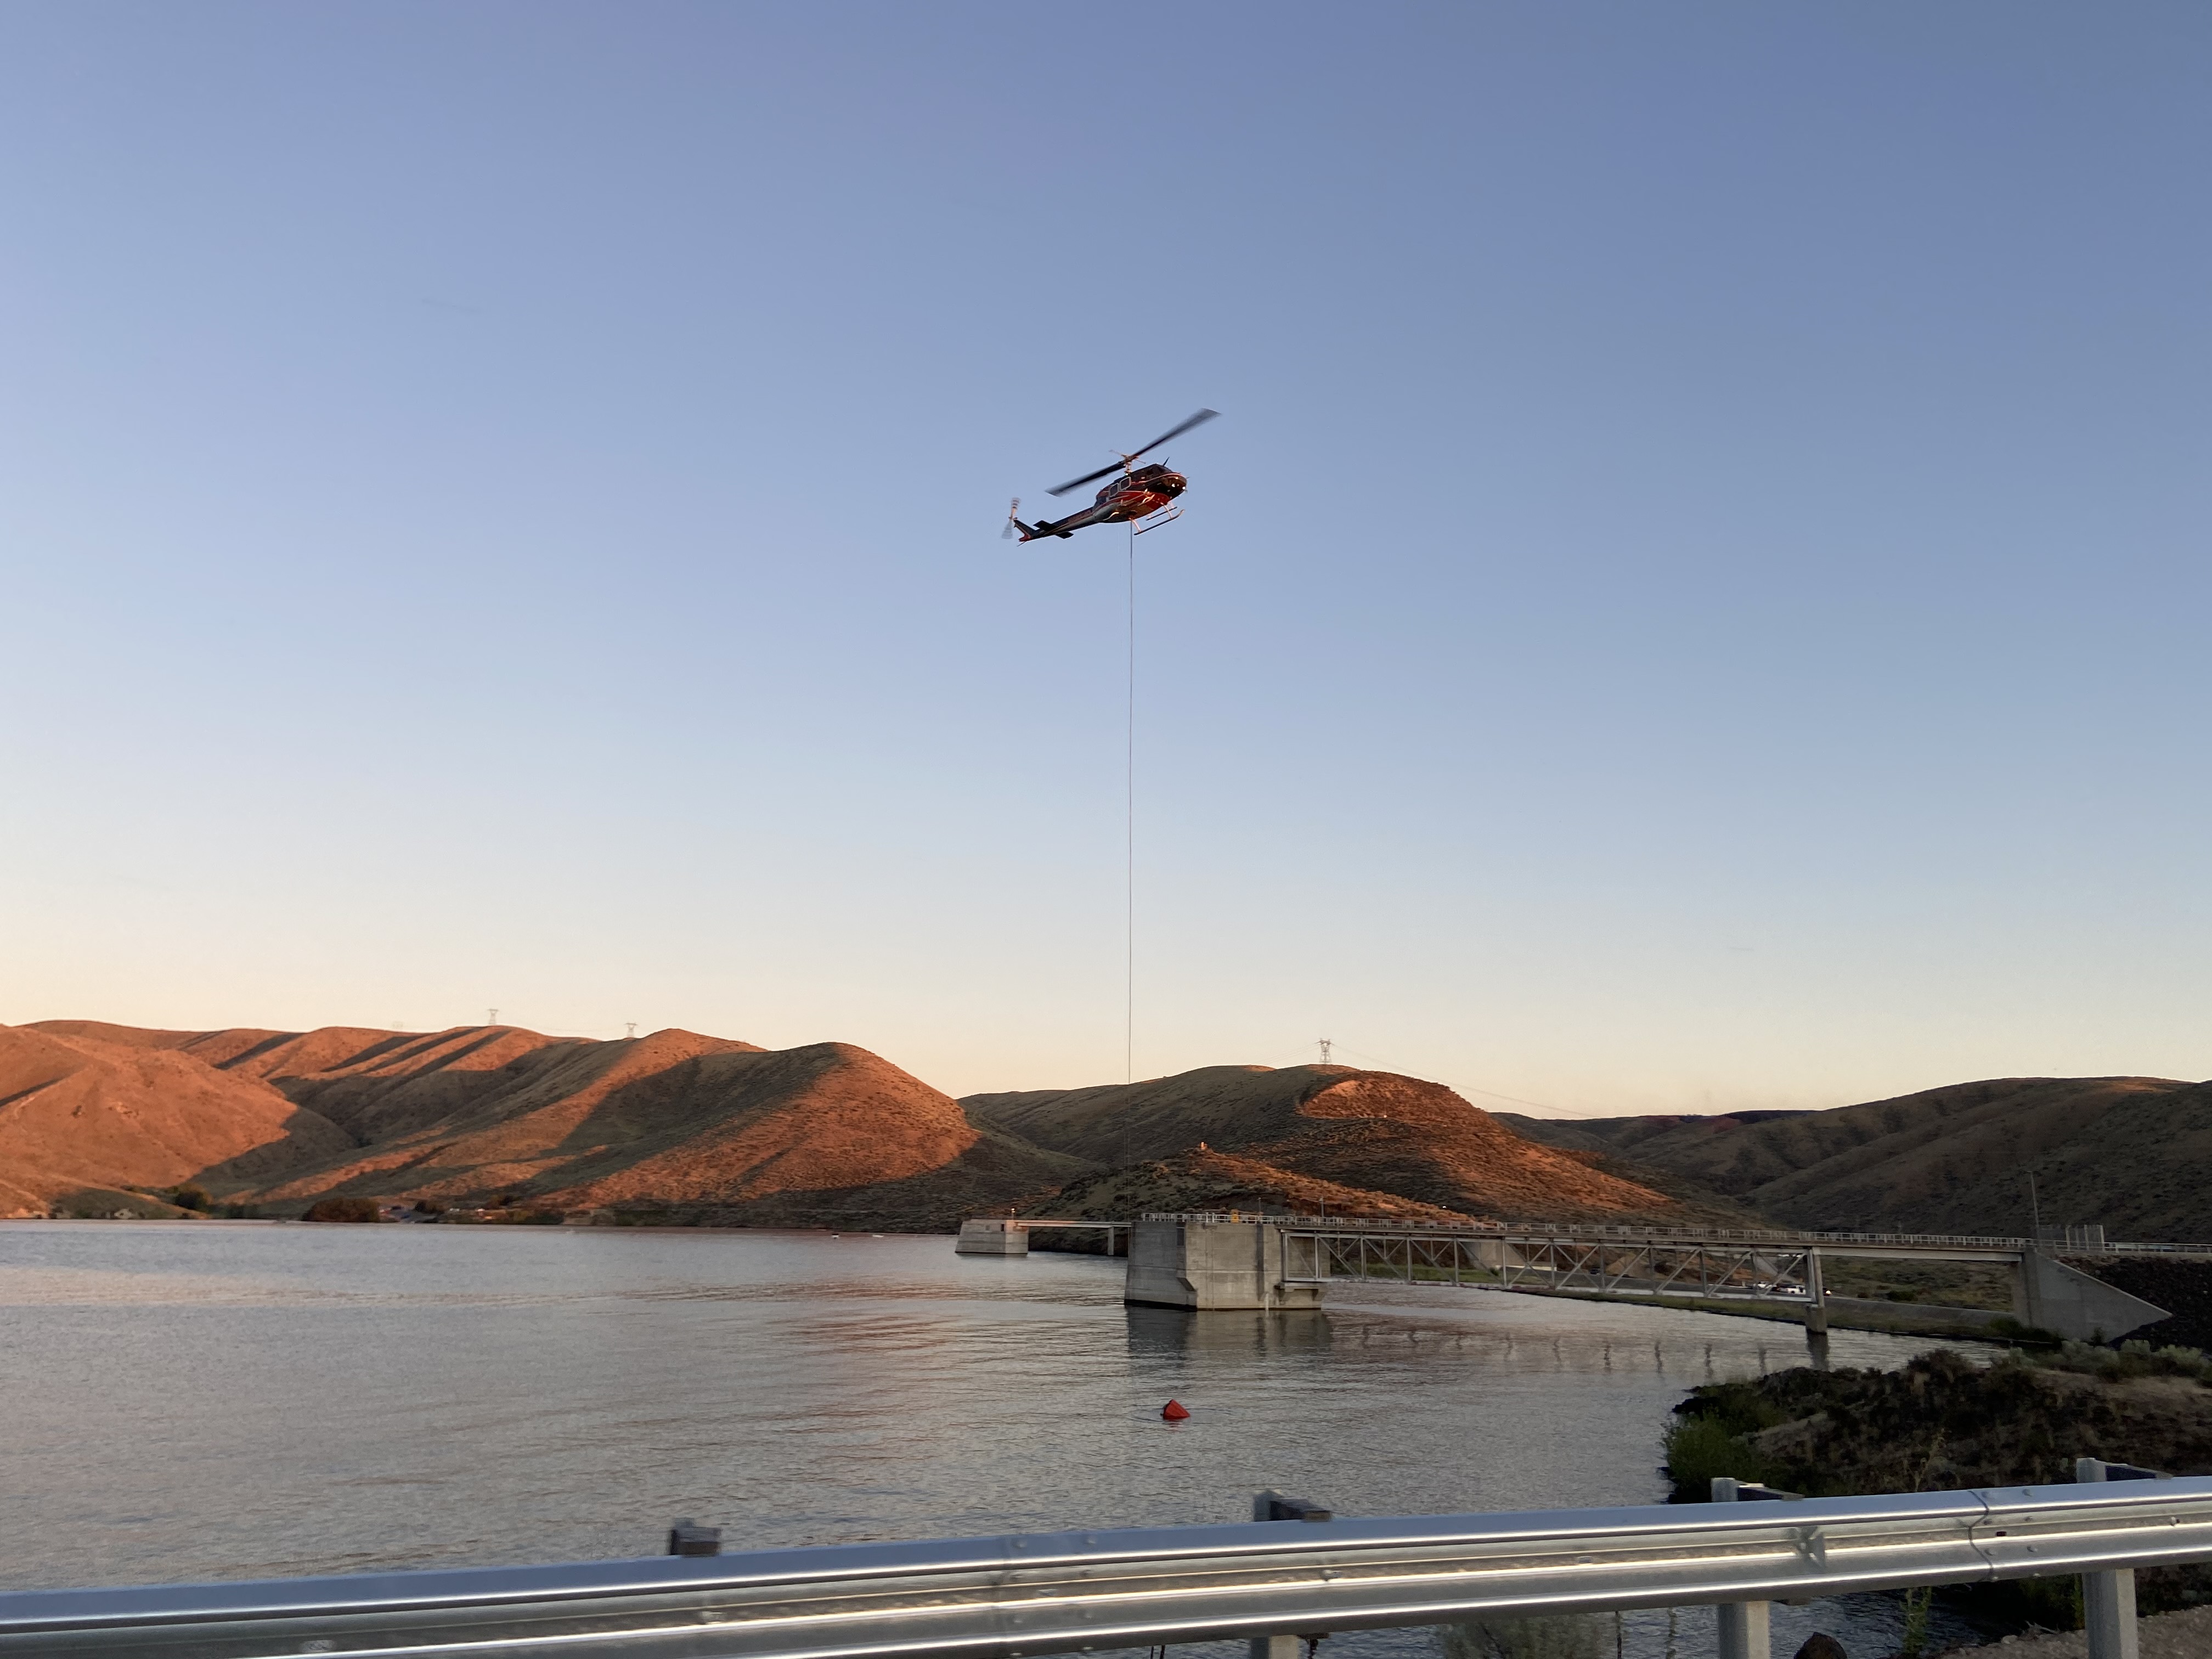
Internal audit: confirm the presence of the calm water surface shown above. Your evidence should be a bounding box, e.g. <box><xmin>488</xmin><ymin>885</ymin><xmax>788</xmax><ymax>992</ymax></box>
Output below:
<box><xmin>1</xmin><ymin>1222</ymin><xmax>1995</xmax><ymax>1654</ymax></box>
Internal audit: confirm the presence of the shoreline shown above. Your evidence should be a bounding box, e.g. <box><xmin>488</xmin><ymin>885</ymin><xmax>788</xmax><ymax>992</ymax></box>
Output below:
<box><xmin>10</xmin><ymin>1220</ymin><xmax>2016</xmax><ymax>1341</ymax></box>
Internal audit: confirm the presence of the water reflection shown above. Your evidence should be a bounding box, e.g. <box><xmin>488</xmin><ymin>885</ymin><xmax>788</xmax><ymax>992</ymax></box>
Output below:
<box><xmin>0</xmin><ymin>1223</ymin><xmax>1993</xmax><ymax>1656</ymax></box>
<box><xmin>1807</xmin><ymin>1327</ymin><xmax>1833</xmax><ymax>1371</ymax></box>
<box><xmin>1126</xmin><ymin>1305</ymin><xmax>1336</xmax><ymax>1359</ymax></box>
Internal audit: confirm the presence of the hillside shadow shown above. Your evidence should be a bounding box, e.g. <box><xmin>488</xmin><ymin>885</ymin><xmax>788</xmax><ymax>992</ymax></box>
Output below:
<box><xmin>192</xmin><ymin>1105</ymin><xmax>363</xmax><ymax>1185</ymax></box>
<box><xmin>546</xmin><ymin>1049</ymin><xmax>772</xmax><ymax>1159</ymax></box>
<box><xmin>569</xmin><ymin>1145</ymin><xmax>1073</xmax><ymax>1232</ymax></box>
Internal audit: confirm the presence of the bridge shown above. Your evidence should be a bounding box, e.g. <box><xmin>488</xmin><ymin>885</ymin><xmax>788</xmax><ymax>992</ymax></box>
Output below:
<box><xmin>957</xmin><ymin>1214</ymin><xmax>2196</xmax><ymax>1343</ymax></box>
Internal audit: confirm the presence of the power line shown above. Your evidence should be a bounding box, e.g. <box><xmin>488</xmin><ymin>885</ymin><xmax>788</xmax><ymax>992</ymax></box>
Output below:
<box><xmin>1121</xmin><ymin>520</ymin><xmax>1135</xmax><ymax>1176</ymax></box>
<box><xmin>1449</xmin><ymin>1082</ymin><xmax>1573</xmax><ymax>1114</ymax></box>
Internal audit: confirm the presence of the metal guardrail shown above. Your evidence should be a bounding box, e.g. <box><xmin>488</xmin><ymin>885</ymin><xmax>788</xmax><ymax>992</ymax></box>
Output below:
<box><xmin>1143</xmin><ymin>1212</ymin><xmax>2212</xmax><ymax>1256</ymax></box>
<box><xmin>7</xmin><ymin>1479</ymin><xmax>2212</xmax><ymax>1659</ymax></box>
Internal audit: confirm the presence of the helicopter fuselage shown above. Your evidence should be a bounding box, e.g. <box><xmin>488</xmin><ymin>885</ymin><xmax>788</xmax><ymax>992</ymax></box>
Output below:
<box><xmin>1015</xmin><ymin>465</ymin><xmax>1187</xmax><ymax>541</ymax></box>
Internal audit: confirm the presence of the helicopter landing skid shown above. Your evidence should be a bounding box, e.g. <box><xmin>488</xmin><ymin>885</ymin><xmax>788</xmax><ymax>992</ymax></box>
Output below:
<box><xmin>1132</xmin><ymin>504</ymin><xmax>1183</xmax><ymax>536</ymax></box>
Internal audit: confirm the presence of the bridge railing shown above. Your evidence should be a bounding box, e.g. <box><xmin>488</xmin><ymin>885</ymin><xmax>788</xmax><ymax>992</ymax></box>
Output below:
<box><xmin>6</xmin><ymin>1478</ymin><xmax>2207</xmax><ymax>1659</ymax></box>
<box><xmin>1141</xmin><ymin>1212</ymin><xmax>2212</xmax><ymax>1255</ymax></box>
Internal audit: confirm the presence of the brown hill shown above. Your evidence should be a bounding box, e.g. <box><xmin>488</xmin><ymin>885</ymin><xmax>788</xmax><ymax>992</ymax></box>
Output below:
<box><xmin>14</xmin><ymin>1020</ymin><xmax>1824</xmax><ymax>1232</ymax></box>
<box><xmin>0</xmin><ymin>1024</ymin><xmax>352</xmax><ymax>1216</ymax></box>
<box><xmin>1026</xmin><ymin>1147</ymin><xmax>1481</xmax><ymax>1227</ymax></box>
<box><xmin>17</xmin><ymin>1021</ymin><xmax>1081</xmax><ymax>1228</ymax></box>
<box><xmin>1499</xmin><ymin>1076</ymin><xmax>2212</xmax><ymax>1241</ymax></box>
<box><xmin>964</xmin><ymin>1064</ymin><xmax>1722</xmax><ymax>1223</ymax></box>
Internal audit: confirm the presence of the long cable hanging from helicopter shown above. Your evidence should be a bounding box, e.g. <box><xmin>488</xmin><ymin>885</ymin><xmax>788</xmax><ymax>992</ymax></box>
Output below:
<box><xmin>1002</xmin><ymin>410</ymin><xmax>1220</xmax><ymax>1093</ymax></box>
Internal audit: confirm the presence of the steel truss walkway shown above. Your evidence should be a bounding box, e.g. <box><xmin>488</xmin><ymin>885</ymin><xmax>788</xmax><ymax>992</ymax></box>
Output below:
<box><xmin>1137</xmin><ymin>1213</ymin><xmax>2200</xmax><ymax>1336</ymax></box>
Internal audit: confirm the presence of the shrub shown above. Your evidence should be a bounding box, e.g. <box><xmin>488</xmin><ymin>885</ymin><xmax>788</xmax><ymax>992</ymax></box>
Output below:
<box><xmin>301</xmin><ymin>1197</ymin><xmax>383</xmax><ymax>1223</ymax></box>
<box><xmin>1987</xmin><ymin>1316</ymin><xmax>2066</xmax><ymax>1346</ymax></box>
<box><xmin>2020</xmin><ymin>1575</ymin><xmax>2084</xmax><ymax>1630</ymax></box>
<box><xmin>411</xmin><ymin>1197</ymin><xmax>447</xmax><ymax>1215</ymax></box>
<box><xmin>2036</xmin><ymin>1338</ymin><xmax>2212</xmax><ymax>1383</ymax></box>
<box><xmin>1661</xmin><ymin>1415</ymin><xmax>1779</xmax><ymax>1498</ymax></box>
<box><xmin>1679</xmin><ymin>1378</ymin><xmax>1795</xmax><ymax>1435</ymax></box>
<box><xmin>170</xmin><ymin>1184</ymin><xmax>211</xmax><ymax>1212</ymax></box>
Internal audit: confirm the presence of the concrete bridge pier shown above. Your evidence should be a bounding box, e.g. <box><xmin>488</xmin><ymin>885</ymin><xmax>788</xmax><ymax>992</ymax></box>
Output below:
<box><xmin>1124</xmin><ymin>1218</ymin><xmax>1324</xmax><ymax>1310</ymax></box>
<box><xmin>957</xmin><ymin>1219</ymin><xmax>1132</xmax><ymax>1257</ymax></box>
<box><xmin>1803</xmin><ymin>1249</ymin><xmax>1828</xmax><ymax>1335</ymax></box>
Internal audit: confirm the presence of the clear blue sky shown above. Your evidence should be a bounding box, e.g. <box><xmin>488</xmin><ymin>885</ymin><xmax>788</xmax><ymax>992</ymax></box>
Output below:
<box><xmin>3</xmin><ymin>3</ymin><xmax>2206</xmax><ymax>1115</ymax></box>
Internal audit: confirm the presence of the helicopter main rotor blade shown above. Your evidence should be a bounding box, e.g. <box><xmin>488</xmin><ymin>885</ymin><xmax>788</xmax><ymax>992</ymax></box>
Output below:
<box><xmin>1048</xmin><ymin>462</ymin><xmax>1123</xmax><ymax>497</ymax></box>
<box><xmin>1046</xmin><ymin>408</ymin><xmax>1220</xmax><ymax>496</ymax></box>
<box><xmin>1126</xmin><ymin>408</ymin><xmax>1218</xmax><ymax>464</ymax></box>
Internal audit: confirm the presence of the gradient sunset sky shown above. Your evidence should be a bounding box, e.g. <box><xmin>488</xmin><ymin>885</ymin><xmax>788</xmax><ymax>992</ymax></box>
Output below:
<box><xmin>3</xmin><ymin>3</ymin><xmax>2206</xmax><ymax>1116</ymax></box>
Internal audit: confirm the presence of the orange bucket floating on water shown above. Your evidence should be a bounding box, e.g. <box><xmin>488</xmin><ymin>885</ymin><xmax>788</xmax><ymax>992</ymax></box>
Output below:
<box><xmin>1161</xmin><ymin>1400</ymin><xmax>1190</xmax><ymax>1421</ymax></box>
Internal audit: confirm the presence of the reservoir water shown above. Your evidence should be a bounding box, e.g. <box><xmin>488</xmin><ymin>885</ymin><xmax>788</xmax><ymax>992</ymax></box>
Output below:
<box><xmin>2</xmin><ymin>1221</ymin><xmax>1995</xmax><ymax>1655</ymax></box>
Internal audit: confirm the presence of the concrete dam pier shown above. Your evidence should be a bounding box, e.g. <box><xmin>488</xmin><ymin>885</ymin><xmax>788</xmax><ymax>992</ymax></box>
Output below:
<box><xmin>1124</xmin><ymin>1217</ymin><xmax>1325</xmax><ymax>1311</ymax></box>
<box><xmin>957</xmin><ymin>1216</ymin><xmax>1314</xmax><ymax>1308</ymax></box>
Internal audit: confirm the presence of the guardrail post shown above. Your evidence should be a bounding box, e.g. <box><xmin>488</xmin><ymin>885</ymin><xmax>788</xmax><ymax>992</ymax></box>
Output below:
<box><xmin>1251</xmin><ymin>1491</ymin><xmax>1332</xmax><ymax>1659</ymax></box>
<box><xmin>2077</xmin><ymin>1457</ymin><xmax>2152</xmax><ymax>1659</ymax></box>
<box><xmin>1712</xmin><ymin>1478</ymin><xmax>1771</xmax><ymax>1659</ymax></box>
<box><xmin>666</xmin><ymin>1520</ymin><xmax>721</xmax><ymax>1556</ymax></box>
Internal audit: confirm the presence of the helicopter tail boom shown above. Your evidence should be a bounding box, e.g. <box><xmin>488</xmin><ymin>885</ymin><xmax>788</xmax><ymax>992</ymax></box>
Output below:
<box><xmin>1014</xmin><ymin>514</ymin><xmax>1076</xmax><ymax>541</ymax></box>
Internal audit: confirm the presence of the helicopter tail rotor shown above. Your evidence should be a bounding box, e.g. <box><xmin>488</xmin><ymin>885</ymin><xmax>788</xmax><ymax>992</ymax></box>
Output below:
<box><xmin>1001</xmin><ymin>498</ymin><xmax>1020</xmax><ymax>540</ymax></box>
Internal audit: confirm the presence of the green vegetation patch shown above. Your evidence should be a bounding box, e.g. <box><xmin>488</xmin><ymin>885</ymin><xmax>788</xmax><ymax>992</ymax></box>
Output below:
<box><xmin>1662</xmin><ymin>1346</ymin><xmax>2212</xmax><ymax>1621</ymax></box>
<box><xmin>301</xmin><ymin>1197</ymin><xmax>384</xmax><ymax>1223</ymax></box>
<box><xmin>1819</xmin><ymin>1257</ymin><xmax>2016</xmax><ymax>1312</ymax></box>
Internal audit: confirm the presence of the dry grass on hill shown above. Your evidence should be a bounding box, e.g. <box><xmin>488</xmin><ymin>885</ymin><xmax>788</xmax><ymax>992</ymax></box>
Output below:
<box><xmin>7</xmin><ymin>1022</ymin><xmax>1796</xmax><ymax>1232</ymax></box>
<box><xmin>10</xmin><ymin>1020</ymin><xmax>1079</xmax><ymax>1228</ymax></box>
<box><xmin>967</xmin><ymin>1064</ymin><xmax>1731</xmax><ymax>1225</ymax></box>
<box><xmin>1501</xmin><ymin>1076</ymin><xmax>2212</xmax><ymax>1240</ymax></box>
<box><xmin>0</xmin><ymin>1024</ymin><xmax>352</xmax><ymax>1216</ymax></box>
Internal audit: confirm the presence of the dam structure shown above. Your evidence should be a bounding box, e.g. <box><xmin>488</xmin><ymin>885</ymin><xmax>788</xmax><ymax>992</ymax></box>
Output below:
<box><xmin>958</xmin><ymin>1213</ymin><xmax>2197</xmax><ymax>1341</ymax></box>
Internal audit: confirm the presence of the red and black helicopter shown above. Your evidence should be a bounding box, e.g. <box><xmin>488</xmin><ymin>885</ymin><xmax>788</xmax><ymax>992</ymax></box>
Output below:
<box><xmin>1004</xmin><ymin>409</ymin><xmax>1218</xmax><ymax>542</ymax></box>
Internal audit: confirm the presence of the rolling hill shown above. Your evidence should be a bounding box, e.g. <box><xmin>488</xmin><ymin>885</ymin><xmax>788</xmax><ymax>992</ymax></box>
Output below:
<box><xmin>0</xmin><ymin>1024</ymin><xmax>353</xmax><ymax>1216</ymax></box>
<box><xmin>963</xmin><ymin>1063</ymin><xmax>1728</xmax><ymax>1224</ymax></box>
<box><xmin>10</xmin><ymin>1021</ymin><xmax>1082</xmax><ymax>1227</ymax></box>
<box><xmin>32</xmin><ymin>1019</ymin><xmax>2190</xmax><ymax>1241</ymax></box>
<box><xmin>1498</xmin><ymin>1075</ymin><xmax>2212</xmax><ymax>1242</ymax></box>
<box><xmin>8</xmin><ymin>1020</ymin><xmax>1740</xmax><ymax>1229</ymax></box>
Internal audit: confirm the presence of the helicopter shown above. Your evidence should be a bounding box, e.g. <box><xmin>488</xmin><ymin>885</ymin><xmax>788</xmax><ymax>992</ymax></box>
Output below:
<box><xmin>1004</xmin><ymin>409</ymin><xmax>1218</xmax><ymax>543</ymax></box>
